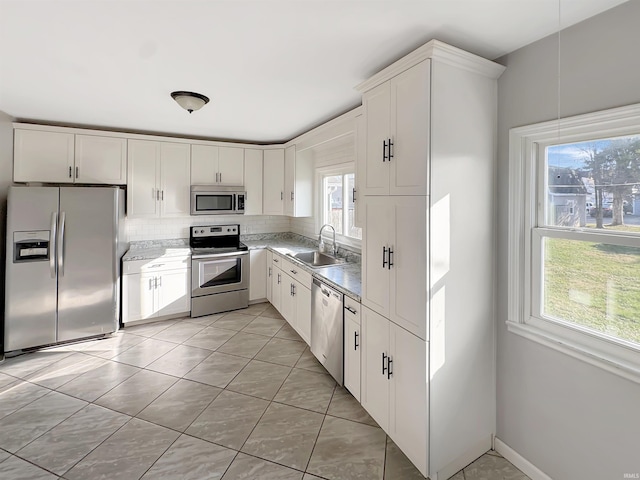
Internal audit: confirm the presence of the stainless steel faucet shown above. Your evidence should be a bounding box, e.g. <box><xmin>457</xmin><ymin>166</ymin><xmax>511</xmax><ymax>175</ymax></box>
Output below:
<box><xmin>318</xmin><ymin>224</ymin><xmax>337</xmax><ymax>256</ymax></box>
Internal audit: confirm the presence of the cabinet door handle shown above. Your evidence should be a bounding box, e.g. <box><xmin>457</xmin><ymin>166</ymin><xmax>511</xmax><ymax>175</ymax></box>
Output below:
<box><xmin>387</xmin><ymin>356</ymin><xmax>393</xmax><ymax>379</ymax></box>
<box><xmin>156</xmin><ymin>190</ymin><xmax>160</xmax><ymax>201</ymax></box>
<box><xmin>388</xmin><ymin>248</ymin><xmax>394</xmax><ymax>270</ymax></box>
<box><xmin>277</xmin><ymin>273</ymin><xmax>281</xmax><ymax>284</ymax></box>
<box><xmin>352</xmin><ymin>188</ymin><xmax>356</xmax><ymax>203</ymax></box>
<box><xmin>161</xmin><ymin>190</ymin><xmax>164</xmax><ymax>201</ymax></box>
<box><xmin>383</xmin><ymin>140</ymin><xmax>388</xmax><ymax>162</ymax></box>
<box><xmin>149</xmin><ymin>278</ymin><xmax>153</xmax><ymax>290</ymax></box>
<box><xmin>281</xmin><ymin>191</ymin><xmax>284</xmax><ymax>200</ymax></box>
<box><xmin>382</xmin><ymin>352</ymin><xmax>388</xmax><ymax>375</ymax></box>
<box><xmin>290</xmin><ymin>192</ymin><xmax>294</xmax><ymax>201</ymax></box>
<box><xmin>68</xmin><ymin>166</ymin><xmax>72</xmax><ymax>178</ymax></box>
<box><xmin>154</xmin><ymin>277</ymin><xmax>158</xmax><ymax>289</ymax></box>
<box><xmin>268</xmin><ymin>266</ymin><xmax>272</xmax><ymax>277</ymax></box>
<box><xmin>382</xmin><ymin>246</ymin><xmax>388</xmax><ymax>268</ymax></box>
<box><xmin>75</xmin><ymin>166</ymin><xmax>79</xmax><ymax>178</ymax></box>
<box><xmin>388</xmin><ymin>138</ymin><xmax>394</xmax><ymax>161</ymax></box>
<box><xmin>354</xmin><ymin>331</ymin><xmax>359</xmax><ymax>350</ymax></box>
<box><xmin>292</xmin><ymin>284</ymin><xmax>296</xmax><ymax>296</ymax></box>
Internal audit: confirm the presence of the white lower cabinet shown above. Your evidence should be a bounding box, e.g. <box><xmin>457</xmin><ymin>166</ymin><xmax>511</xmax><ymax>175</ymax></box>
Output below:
<box><xmin>275</xmin><ymin>253</ymin><xmax>312</xmax><ymax>344</ymax></box>
<box><xmin>123</xmin><ymin>258</ymin><xmax>191</xmax><ymax>324</ymax></box>
<box><xmin>270</xmin><ymin>264</ymin><xmax>283</xmax><ymax>313</ymax></box>
<box><xmin>249</xmin><ymin>249</ymin><xmax>267</xmax><ymax>301</ymax></box>
<box><xmin>344</xmin><ymin>296</ymin><xmax>361</xmax><ymax>402</ymax></box>
<box><xmin>266</xmin><ymin>250</ymin><xmax>273</xmax><ymax>302</ymax></box>
<box><xmin>361</xmin><ymin>305</ymin><xmax>428</xmax><ymax>475</ymax></box>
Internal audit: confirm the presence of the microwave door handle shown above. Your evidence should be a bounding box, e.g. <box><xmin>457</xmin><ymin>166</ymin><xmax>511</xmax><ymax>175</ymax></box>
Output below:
<box><xmin>49</xmin><ymin>212</ymin><xmax>57</xmax><ymax>278</ymax></box>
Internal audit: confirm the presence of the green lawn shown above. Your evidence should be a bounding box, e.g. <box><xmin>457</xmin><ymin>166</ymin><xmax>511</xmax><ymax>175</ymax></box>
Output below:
<box><xmin>544</xmin><ymin>238</ymin><xmax>640</xmax><ymax>345</ymax></box>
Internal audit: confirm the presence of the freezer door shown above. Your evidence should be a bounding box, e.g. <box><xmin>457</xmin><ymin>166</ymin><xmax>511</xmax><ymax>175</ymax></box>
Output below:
<box><xmin>57</xmin><ymin>187</ymin><xmax>120</xmax><ymax>341</ymax></box>
<box><xmin>4</xmin><ymin>186</ymin><xmax>59</xmax><ymax>351</ymax></box>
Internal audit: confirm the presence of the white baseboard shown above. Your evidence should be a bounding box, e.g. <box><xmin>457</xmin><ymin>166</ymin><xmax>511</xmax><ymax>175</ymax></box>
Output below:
<box><xmin>494</xmin><ymin>437</ymin><xmax>553</xmax><ymax>480</ymax></box>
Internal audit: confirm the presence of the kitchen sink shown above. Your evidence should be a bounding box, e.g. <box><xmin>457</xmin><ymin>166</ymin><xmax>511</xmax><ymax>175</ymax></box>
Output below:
<box><xmin>290</xmin><ymin>251</ymin><xmax>346</xmax><ymax>268</ymax></box>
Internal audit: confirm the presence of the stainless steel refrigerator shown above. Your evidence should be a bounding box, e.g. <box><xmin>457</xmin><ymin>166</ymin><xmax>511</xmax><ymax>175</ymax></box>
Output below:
<box><xmin>4</xmin><ymin>186</ymin><xmax>126</xmax><ymax>353</ymax></box>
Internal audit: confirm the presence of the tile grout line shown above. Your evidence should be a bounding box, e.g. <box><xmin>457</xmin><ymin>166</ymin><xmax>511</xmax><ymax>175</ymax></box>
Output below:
<box><xmin>302</xmin><ymin>386</ymin><xmax>336</xmax><ymax>477</ymax></box>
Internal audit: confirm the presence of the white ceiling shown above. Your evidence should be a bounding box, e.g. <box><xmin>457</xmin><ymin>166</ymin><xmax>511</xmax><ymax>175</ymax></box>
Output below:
<box><xmin>0</xmin><ymin>0</ymin><xmax>627</xmax><ymax>143</ymax></box>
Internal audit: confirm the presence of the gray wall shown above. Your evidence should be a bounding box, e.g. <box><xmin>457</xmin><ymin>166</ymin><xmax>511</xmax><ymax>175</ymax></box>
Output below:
<box><xmin>0</xmin><ymin>110</ymin><xmax>14</xmax><ymax>350</ymax></box>
<box><xmin>496</xmin><ymin>2</ymin><xmax>640</xmax><ymax>479</ymax></box>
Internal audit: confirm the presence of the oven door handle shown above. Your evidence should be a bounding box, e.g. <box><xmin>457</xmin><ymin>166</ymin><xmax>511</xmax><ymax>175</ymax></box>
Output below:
<box><xmin>192</xmin><ymin>251</ymin><xmax>249</xmax><ymax>260</ymax></box>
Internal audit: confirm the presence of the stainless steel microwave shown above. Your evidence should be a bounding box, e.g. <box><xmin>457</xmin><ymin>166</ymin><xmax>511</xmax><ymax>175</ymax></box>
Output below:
<box><xmin>191</xmin><ymin>186</ymin><xmax>245</xmax><ymax>215</ymax></box>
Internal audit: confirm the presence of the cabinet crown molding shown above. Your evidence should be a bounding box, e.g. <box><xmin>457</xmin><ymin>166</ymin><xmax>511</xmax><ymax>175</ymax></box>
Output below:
<box><xmin>355</xmin><ymin>39</ymin><xmax>505</xmax><ymax>93</ymax></box>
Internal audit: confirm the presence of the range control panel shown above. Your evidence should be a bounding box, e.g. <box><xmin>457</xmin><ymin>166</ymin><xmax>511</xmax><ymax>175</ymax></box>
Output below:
<box><xmin>191</xmin><ymin>225</ymin><xmax>239</xmax><ymax>238</ymax></box>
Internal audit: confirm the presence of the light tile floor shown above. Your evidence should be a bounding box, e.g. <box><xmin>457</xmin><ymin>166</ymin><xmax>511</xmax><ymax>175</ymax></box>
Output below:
<box><xmin>0</xmin><ymin>302</ymin><xmax>530</xmax><ymax>480</ymax></box>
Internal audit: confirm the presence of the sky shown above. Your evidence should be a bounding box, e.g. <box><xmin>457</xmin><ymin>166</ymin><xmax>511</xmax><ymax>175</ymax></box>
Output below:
<box><xmin>547</xmin><ymin>139</ymin><xmax>610</xmax><ymax>169</ymax></box>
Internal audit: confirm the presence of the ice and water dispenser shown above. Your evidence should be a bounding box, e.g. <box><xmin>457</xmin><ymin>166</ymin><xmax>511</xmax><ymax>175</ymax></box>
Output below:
<box><xmin>13</xmin><ymin>231</ymin><xmax>50</xmax><ymax>263</ymax></box>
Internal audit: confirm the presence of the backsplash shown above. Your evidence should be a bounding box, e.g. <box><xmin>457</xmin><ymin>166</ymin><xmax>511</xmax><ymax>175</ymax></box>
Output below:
<box><xmin>125</xmin><ymin>215</ymin><xmax>291</xmax><ymax>242</ymax></box>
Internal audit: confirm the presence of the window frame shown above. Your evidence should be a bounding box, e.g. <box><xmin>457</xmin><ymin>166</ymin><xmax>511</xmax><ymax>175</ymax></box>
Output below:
<box><xmin>316</xmin><ymin>163</ymin><xmax>361</xmax><ymax>250</ymax></box>
<box><xmin>508</xmin><ymin>103</ymin><xmax>640</xmax><ymax>383</ymax></box>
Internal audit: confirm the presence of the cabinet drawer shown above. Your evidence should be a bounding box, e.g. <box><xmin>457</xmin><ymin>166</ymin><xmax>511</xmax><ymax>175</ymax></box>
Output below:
<box><xmin>123</xmin><ymin>257</ymin><xmax>190</xmax><ymax>275</ymax></box>
<box><xmin>281</xmin><ymin>257</ymin><xmax>312</xmax><ymax>289</ymax></box>
<box><xmin>272</xmin><ymin>252</ymin><xmax>284</xmax><ymax>268</ymax></box>
<box><xmin>344</xmin><ymin>295</ymin><xmax>361</xmax><ymax>325</ymax></box>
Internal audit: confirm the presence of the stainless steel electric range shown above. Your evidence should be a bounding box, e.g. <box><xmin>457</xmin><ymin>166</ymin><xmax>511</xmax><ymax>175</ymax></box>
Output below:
<box><xmin>190</xmin><ymin>224</ymin><xmax>249</xmax><ymax>317</ymax></box>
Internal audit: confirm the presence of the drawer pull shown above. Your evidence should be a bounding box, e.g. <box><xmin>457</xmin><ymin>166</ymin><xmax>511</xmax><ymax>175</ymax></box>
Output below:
<box><xmin>345</xmin><ymin>306</ymin><xmax>357</xmax><ymax>315</ymax></box>
<box><xmin>290</xmin><ymin>269</ymin><xmax>297</xmax><ymax>275</ymax></box>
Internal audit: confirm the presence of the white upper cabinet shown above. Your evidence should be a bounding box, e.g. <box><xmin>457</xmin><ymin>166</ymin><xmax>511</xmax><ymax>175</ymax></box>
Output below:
<box><xmin>74</xmin><ymin>135</ymin><xmax>127</xmax><ymax>184</ymax></box>
<box><xmin>191</xmin><ymin>144</ymin><xmax>244</xmax><ymax>186</ymax></box>
<box><xmin>128</xmin><ymin>139</ymin><xmax>190</xmax><ymax>218</ymax></box>
<box><xmin>127</xmin><ymin>140</ymin><xmax>160</xmax><ymax>218</ymax></box>
<box><xmin>244</xmin><ymin>148</ymin><xmax>263</xmax><ymax>215</ymax></box>
<box><xmin>218</xmin><ymin>146</ymin><xmax>245</xmax><ymax>185</ymax></box>
<box><xmin>284</xmin><ymin>145</ymin><xmax>313</xmax><ymax>218</ymax></box>
<box><xmin>14</xmin><ymin>127</ymin><xmax>127</xmax><ymax>185</ymax></box>
<box><xmin>354</xmin><ymin>113</ymin><xmax>365</xmax><ymax>228</ymax></box>
<box><xmin>361</xmin><ymin>60</ymin><xmax>430</xmax><ymax>196</ymax></box>
<box><xmin>14</xmin><ymin>129</ymin><xmax>74</xmax><ymax>183</ymax></box>
<box><xmin>263</xmin><ymin>148</ymin><xmax>285</xmax><ymax>215</ymax></box>
<box><xmin>160</xmin><ymin>142</ymin><xmax>191</xmax><ymax>217</ymax></box>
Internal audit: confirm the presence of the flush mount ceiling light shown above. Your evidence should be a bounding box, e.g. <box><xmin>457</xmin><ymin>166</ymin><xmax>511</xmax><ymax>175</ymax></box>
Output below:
<box><xmin>170</xmin><ymin>91</ymin><xmax>210</xmax><ymax>113</ymax></box>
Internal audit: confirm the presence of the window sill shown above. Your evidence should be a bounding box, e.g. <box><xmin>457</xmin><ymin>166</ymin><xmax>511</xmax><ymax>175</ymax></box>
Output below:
<box><xmin>506</xmin><ymin>320</ymin><xmax>640</xmax><ymax>385</ymax></box>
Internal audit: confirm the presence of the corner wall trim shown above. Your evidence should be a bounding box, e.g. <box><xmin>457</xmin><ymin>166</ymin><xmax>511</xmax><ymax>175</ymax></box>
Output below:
<box><xmin>494</xmin><ymin>438</ymin><xmax>553</xmax><ymax>480</ymax></box>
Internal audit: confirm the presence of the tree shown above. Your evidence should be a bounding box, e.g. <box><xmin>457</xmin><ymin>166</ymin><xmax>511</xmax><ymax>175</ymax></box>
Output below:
<box><xmin>582</xmin><ymin>137</ymin><xmax>640</xmax><ymax>227</ymax></box>
<box><xmin>580</xmin><ymin>143</ymin><xmax>605</xmax><ymax>229</ymax></box>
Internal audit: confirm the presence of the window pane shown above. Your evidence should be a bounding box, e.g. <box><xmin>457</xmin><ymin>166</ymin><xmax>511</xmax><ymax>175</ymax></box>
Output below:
<box><xmin>542</xmin><ymin>237</ymin><xmax>640</xmax><ymax>345</ymax></box>
<box><xmin>545</xmin><ymin>135</ymin><xmax>640</xmax><ymax>233</ymax></box>
<box><xmin>324</xmin><ymin>175</ymin><xmax>343</xmax><ymax>234</ymax></box>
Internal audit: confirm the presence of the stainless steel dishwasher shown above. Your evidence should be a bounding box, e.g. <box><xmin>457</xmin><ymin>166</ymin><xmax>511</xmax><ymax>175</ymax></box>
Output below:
<box><xmin>311</xmin><ymin>278</ymin><xmax>344</xmax><ymax>385</ymax></box>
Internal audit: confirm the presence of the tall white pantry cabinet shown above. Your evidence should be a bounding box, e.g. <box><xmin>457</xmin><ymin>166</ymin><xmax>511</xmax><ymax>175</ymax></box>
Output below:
<box><xmin>356</xmin><ymin>40</ymin><xmax>504</xmax><ymax>479</ymax></box>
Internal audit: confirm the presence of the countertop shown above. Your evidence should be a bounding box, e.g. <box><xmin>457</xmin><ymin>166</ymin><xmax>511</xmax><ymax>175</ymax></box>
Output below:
<box><xmin>122</xmin><ymin>239</ymin><xmax>191</xmax><ymax>262</ymax></box>
<box><xmin>243</xmin><ymin>239</ymin><xmax>362</xmax><ymax>301</ymax></box>
<box><xmin>122</xmin><ymin>235</ymin><xmax>362</xmax><ymax>301</ymax></box>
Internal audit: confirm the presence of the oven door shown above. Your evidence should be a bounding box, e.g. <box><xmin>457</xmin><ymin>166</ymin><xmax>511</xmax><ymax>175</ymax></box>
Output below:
<box><xmin>191</xmin><ymin>192</ymin><xmax>236</xmax><ymax>215</ymax></box>
<box><xmin>191</xmin><ymin>251</ymin><xmax>249</xmax><ymax>297</ymax></box>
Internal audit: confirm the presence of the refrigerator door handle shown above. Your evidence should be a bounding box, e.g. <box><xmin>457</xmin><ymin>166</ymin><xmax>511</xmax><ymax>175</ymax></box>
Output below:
<box><xmin>57</xmin><ymin>211</ymin><xmax>66</xmax><ymax>277</ymax></box>
<box><xmin>49</xmin><ymin>211</ymin><xmax>57</xmax><ymax>278</ymax></box>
